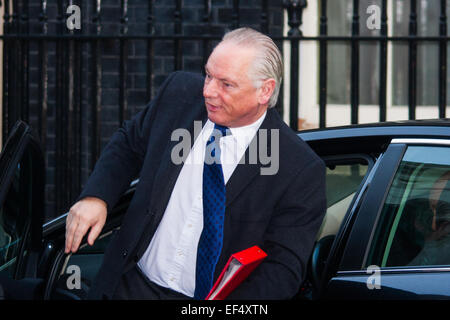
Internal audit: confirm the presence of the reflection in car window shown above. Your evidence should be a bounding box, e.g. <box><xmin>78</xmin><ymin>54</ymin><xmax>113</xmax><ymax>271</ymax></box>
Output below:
<box><xmin>0</xmin><ymin>163</ymin><xmax>25</xmax><ymax>276</ymax></box>
<box><xmin>367</xmin><ymin>146</ymin><xmax>450</xmax><ymax>268</ymax></box>
<box><xmin>317</xmin><ymin>163</ymin><xmax>368</xmax><ymax>240</ymax></box>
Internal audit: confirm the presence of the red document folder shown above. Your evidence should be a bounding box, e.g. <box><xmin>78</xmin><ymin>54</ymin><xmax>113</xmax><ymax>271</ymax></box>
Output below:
<box><xmin>205</xmin><ymin>245</ymin><xmax>267</xmax><ymax>300</ymax></box>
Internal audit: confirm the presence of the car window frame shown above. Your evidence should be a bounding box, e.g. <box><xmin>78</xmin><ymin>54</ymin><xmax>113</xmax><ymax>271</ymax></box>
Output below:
<box><xmin>336</xmin><ymin>138</ymin><xmax>450</xmax><ymax>274</ymax></box>
<box><xmin>305</xmin><ymin>153</ymin><xmax>376</xmax><ymax>296</ymax></box>
<box><xmin>304</xmin><ymin>136</ymin><xmax>450</xmax><ymax>300</ymax></box>
<box><xmin>366</xmin><ymin>139</ymin><xmax>450</xmax><ymax>272</ymax></box>
<box><xmin>335</xmin><ymin>142</ymin><xmax>408</xmax><ymax>272</ymax></box>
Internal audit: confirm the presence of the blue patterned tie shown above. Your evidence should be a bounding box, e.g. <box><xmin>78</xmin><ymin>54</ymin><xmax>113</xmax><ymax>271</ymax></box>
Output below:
<box><xmin>194</xmin><ymin>123</ymin><xmax>230</xmax><ymax>299</ymax></box>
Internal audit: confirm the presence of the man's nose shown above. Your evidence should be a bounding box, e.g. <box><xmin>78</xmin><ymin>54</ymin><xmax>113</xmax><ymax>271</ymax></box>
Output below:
<box><xmin>203</xmin><ymin>78</ymin><xmax>218</xmax><ymax>98</ymax></box>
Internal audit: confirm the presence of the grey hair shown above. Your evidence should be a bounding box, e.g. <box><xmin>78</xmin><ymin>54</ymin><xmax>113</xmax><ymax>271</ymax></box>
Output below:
<box><xmin>220</xmin><ymin>27</ymin><xmax>283</xmax><ymax>108</ymax></box>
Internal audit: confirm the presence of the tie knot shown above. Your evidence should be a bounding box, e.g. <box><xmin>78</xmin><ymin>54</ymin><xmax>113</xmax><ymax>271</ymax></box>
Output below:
<box><xmin>214</xmin><ymin>123</ymin><xmax>230</xmax><ymax>138</ymax></box>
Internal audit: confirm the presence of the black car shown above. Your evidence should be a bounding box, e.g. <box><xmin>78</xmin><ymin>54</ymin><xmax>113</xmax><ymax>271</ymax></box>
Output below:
<box><xmin>0</xmin><ymin>119</ymin><xmax>449</xmax><ymax>300</ymax></box>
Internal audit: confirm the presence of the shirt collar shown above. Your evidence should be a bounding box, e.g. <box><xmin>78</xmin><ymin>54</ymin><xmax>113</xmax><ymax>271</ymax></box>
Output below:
<box><xmin>228</xmin><ymin>111</ymin><xmax>266</xmax><ymax>147</ymax></box>
<box><xmin>203</xmin><ymin>111</ymin><xmax>267</xmax><ymax>148</ymax></box>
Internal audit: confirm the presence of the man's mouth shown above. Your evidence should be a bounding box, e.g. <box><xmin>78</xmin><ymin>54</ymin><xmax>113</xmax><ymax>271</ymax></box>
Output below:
<box><xmin>206</xmin><ymin>102</ymin><xmax>221</xmax><ymax>112</ymax></box>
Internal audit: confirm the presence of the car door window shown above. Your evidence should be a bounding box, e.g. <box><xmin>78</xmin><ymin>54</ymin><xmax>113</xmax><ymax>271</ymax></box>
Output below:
<box><xmin>0</xmin><ymin>160</ymin><xmax>26</xmax><ymax>276</ymax></box>
<box><xmin>317</xmin><ymin>158</ymin><xmax>371</xmax><ymax>240</ymax></box>
<box><xmin>0</xmin><ymin>132</ymin><xmax>43</xmax><ymax>279</ymax></box>
<box><xmin>301</xmin><ymin>155</ymin><xmax>372</xmax><ymax>296</ymax></box>
<box><xmin>367</xmin><ymin>146</ymin><xmax>450</xmax><ymax>268</ymax></box>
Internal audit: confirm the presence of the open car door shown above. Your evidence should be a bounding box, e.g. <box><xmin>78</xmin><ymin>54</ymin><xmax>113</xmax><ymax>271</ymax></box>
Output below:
<box><xmin>0</xmin><ymin>121</ymin><xmax>45</xmax><ymax>299</ymax></box>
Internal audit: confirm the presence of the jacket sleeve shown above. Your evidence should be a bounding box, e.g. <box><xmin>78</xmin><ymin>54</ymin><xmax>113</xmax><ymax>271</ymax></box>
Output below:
<box><xmin>77</xmin><ymin>72</ymin><xmax>180</xmax><ymax>212</ymax></box>
<box><xmin>226</xmin><ymin>158</ymin><xmax>327</xmax><ymax>300</ymax></box>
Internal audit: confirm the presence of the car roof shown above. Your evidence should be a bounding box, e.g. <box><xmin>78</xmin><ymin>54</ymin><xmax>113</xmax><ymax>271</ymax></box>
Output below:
<box><xmin>298</xmin><ymin>119</ymin><xmax>450</xmax><ymax>142</ymax></box>
<box><xmin>297</xmin><ymin>119</ymin><xmax>450</xmax><ymax>157</ymax></box>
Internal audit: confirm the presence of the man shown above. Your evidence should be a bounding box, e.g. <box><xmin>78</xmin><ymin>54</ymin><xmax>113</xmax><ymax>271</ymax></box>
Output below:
<box><xmin>65</xmin><ymin>27</ymin><xmax>326</xmax><ymax>299</ymax></box>
<box><xmin>407</xmin><ymin>172</ymin><xmax>450</xmax><ymax>266</ymax></box>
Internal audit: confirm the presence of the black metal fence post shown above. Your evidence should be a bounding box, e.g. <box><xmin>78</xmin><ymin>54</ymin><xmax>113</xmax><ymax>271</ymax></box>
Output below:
<box><xmin>38</xmin><ymin>0</ymin><xmax>48</xmax><ymax>147</ymax></box>
<box><xmin>232</xmin><ymin>0</ymin><xmax>239</xmax><ymax>29</ymax></box>
<box><xmin>55</xmin><ymin>0</ymin><xmax>67</xmax><ymax>215</ymax></box>
<box><xmin>20</xmin><ymin>0</ymin><xmax>29</xmax><ymax>124</ymax></box>
<box><xmin>11</xmin><ymin>0</ymin><xmax>20</xmax><ymax>127</ymax></box>
<box><xmin>91</xmin><ymin>0</ymin><xmax>101</xmax><ymax>168</ymax></box>
<box><xmin>379</xmin><ymin>0</ymin><xmax>387</xmax><ymax>122</ymax></box>
<box><xmin>2</xmin><ymin>0</ymin><xmax>10</xmax><ymax>142</ymax></box>
<box><xmin>261</xmin><ymin>0</ymin><xmax>269</xmax><ymax>34</ymax></box>
<box><xmin>350</xmin><ymin>0</ymin><xmax>359</xmax><ymax>125</ymax></box>
<box><xmin>119</xmin><ymin>0</ymin><xmax>128</xmax><ymax>125</ymax></box>
<box><xmin>319</xmin><ymin>0</ymin><xmax>327</xmax><ymax>128</ymax></box>
<box><xmin>174</xmin><ymin>0</ymin><xmax>182</xmax><ymax>70</ymax></box>
<box><xmin>67</xmin><ymin>0</ymin><xmax>75</xmax><ymax>209</ymax></box>
<box><xmin>202</xmin><ymin>0</ymin><xmax>211</xmax><ymax>69</ymax></box>
<box><xmin>147</xmin><ymin>0</ymin><xmax>154</xmax><ymax>101</ymax></box>
<box><xmin>284</xmin><ymin>0</ymin><xmax>307</xmax><ymax>132</ymax></box>
<box><xmin>72</xmin><ymin>0</ymin><xmax>82</xmax><ymax>205</ymax></box>
<box><xmin>408</xmin><ymin>0</ymin><xmax>417</xmax><ymax>120</ymax></box>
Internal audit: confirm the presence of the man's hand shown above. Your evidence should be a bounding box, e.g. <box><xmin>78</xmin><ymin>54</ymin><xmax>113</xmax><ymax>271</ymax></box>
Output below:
<box><xmin>65</xmin><ymin>197</ymin><xmax>107</xmax><ymax>254</ymax></box>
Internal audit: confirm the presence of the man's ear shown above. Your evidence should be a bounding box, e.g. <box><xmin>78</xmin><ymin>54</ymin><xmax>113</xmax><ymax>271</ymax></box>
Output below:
<box><xmin>257</xmin><ymin>79</ymin><xmax>276</xmax><ymax>106</ymax></box>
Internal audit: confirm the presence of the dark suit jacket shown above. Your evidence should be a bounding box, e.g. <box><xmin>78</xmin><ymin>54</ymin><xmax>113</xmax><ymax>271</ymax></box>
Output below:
<box><xmin>81</xmin><ymin>71</ymin><xmax>326</xmax><ymax>300</ymax></box>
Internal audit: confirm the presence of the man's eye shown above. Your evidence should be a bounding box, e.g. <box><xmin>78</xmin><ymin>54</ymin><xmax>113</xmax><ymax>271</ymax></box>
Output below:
<box><xmin>224</xmin><ymin>83</ymin><xmax>233</xmax><ymax>88</ymax></box>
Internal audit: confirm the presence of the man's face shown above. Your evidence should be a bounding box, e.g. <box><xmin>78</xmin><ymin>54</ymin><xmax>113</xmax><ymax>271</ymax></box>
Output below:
<box><xmin>203</xmin><ymin>42</ymin><xmax>268</xmax><ymax>128</ymax></box>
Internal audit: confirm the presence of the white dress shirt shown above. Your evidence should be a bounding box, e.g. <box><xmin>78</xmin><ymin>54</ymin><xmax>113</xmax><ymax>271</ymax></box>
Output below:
<box><xmin>137</xmin><ymin>111</ymin><xmax>266</xmax><ymax>297</ymax></box>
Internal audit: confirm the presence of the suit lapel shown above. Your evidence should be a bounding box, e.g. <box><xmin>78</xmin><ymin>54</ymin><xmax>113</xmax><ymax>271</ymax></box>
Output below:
<box><xmin>225</xmin><ymin>109</ymin><xmax>276</xmax><ymax>207</ymax></box>
<box><xmin>150</xmin><ymin>104</ymin><xmax>208</xmax><ymax>214</ymax></box>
